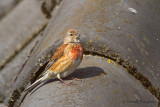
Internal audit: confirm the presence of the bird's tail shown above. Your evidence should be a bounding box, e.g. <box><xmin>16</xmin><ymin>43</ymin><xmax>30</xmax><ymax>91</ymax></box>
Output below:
<box><xmin>24</xmin><ymin>78</ymin><xmax>42</xmax><ymax>92</ymax></box>
<box><xmin>24</xmin><ymin>74</ymin><xmax>48</xmax><ymax>92</ymax></box>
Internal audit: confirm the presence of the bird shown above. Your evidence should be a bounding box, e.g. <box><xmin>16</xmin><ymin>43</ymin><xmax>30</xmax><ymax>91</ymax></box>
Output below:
<box><xmin>25</xmin><ymin>29</ymin><xmax>83</xmax><ymax>92</ymax></box>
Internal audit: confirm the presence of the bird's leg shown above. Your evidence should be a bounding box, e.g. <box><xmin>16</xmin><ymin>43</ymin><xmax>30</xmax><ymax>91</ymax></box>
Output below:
<box><xmin>64</xmin><ymin>77</ymin><xmax>82</xmax><ymax>85</ymax></box>
<box><xmin>57</xmin><ymin>74</ymin><xmax>71</xmax><ymax>86</ymax></box>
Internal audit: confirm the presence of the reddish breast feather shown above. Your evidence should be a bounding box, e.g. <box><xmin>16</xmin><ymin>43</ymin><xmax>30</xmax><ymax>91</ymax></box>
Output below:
<box><xmin>69</xmin><ymin>44</ymin><xmax>83</xmax><ymax>60</ymax></box>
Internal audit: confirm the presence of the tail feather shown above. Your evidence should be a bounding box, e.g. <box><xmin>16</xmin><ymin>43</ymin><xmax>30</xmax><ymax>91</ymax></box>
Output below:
<box><xmin>24</xmin><ymin>78</ymin><xmax>43</xmax><ymax>92</ymax></box>
<box><xmin>25</xmin><ymin>71</ymin><xmax>50</xmax><ymax>92</ymax></box>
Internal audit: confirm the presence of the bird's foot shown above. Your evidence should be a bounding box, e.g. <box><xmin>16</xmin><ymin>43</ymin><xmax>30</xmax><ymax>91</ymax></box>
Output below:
<box><xmin>62</xmin><ymin>81</ymin><xmax>73</xmax><ymax>86</ymax></box>
<box><xmin>58</xmin><ymin>79</ymin><xmax>74</xmax><ymax>86</ymax></box>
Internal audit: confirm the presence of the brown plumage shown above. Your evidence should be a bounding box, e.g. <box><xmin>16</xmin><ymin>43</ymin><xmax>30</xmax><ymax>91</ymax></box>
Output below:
<box><xmin>25</xmin><ymin>29</ymin><xmax>83</xmax><ymax>92</ymax></box>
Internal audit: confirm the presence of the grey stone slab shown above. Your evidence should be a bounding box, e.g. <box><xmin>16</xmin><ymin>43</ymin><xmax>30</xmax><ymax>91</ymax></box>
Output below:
<box><xmin>4</xmin><ymin>0</ymin><xmax>160</xmax><ymax>106</ymax></box>
<box><xmin>0</xmin><ymin>0</ymin><xmax>48</xmax><ymax>69</ymax></box>
<box><xmin>21</xmin><ymin>55</ymin><xmax>158</xmax><ymax>107</ymax></box>
<box><xmin>41</xmin><ymin>0</ymin><xmax>62</xmax><ymax>18</ymax></box>
<box><xmin>0</xmin><ymin>35</ymin><xmax>41</xmax><ymax>100</ymax></box>
<box><xmin>34</xmin><ymin>0</ymin><xmax>160</xmax><ymax>95</ymax></box>
<box><xmin>0</xmin><ymin>0</ymin><xmax>20</xmax><ymax>20</ymax></box>
<box><xmin>3</xmin><ymin>1</ymin><xmax>62</xmax><ymax>106</ymax></box>
<box><xmin>0</xmin><ymin>103</ymin><xmax>7</xmax><ymax>107</ymax></box>
<box><xmin>4</xmin><ymin>40</ymin><xmax>63</xmax><ymax>107</ymax></box>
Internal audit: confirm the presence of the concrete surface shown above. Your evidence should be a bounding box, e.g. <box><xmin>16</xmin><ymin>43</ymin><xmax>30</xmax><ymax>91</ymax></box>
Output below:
<box><xmin>21</xmin><ymin>55</ymin><xmax>158</xmax><ymax>107</ymax></box>
<box><xmin>3</xmin><ymin>0</ymin><xmax>160</xmax><ymax>107</ymax></box>
<box><xmin>0</xmin><ymin>103</ymin><xmax>7</xmax><ymax>107</ymax></box>
<box><xmin>0</xmin><ymin>35</ymin><xmax>41</xmax><ymax>100</ymax></box>
<box><xmin>38</xmin><ymin>0</ymin><xmax>160</xmax><ymax>89</ymax></box>
<box><xmin>0</xmin><ymin>0</ymin><xmax>48</xmax><ymax>69</ymax></box>
<box><xmin>0</xmin><ymin>0</ymin><xmax>21</xmax><ymax>20</ymax></box>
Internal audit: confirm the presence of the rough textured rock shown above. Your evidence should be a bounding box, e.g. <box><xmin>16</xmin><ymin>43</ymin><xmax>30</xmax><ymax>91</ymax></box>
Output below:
<box><xmin>0</xmin><ymin>35</ymin><xmax>40</xmax><ymax>101</ymax></box>
<box><xmin>4</xmin><ymin>0</ymin><xmax>160</xmax><ymax>106</ymax></box>
<box><xmin>0</xmin><ymin>0</ymin><xmax>21</xmax><ymax>20</ymax></box>
<box><xmin>38</xmin><ymin>0</ymin><xmax>160</xmax><ymax>89</ymax></box>
<box><xmin>0</xmin><ymin>103</ymin><xmax>7</xmax><ymax>107</ymax></box>
<box><xmin>30</xmin><ymin>0</ymin><xmax>160</xmax><ymax>99</ymax></box>
<box><xmin>21</xmin><ymin>55</ymin><xmax>158</xmax><ymax>107</ymax></box>
<box><xmin>41</xmin><ymin>0</ymin><xmax>62</xmax><ymax>18</ymax></box>
<box><xmin>0</xmin><ymin>0</ymin><xmax>48</xmax><ymax>69</ymax></box>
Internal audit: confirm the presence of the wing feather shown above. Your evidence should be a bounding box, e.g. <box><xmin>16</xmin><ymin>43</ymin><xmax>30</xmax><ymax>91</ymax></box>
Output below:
<box><xmin>37</xmin><ymin>44</ymin><xmax>68</xmax><ymax>79</ymax></box>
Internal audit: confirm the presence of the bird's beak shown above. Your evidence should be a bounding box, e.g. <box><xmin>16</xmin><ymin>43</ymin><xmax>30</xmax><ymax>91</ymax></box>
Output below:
<box><xmin>76</xmin><ymin>33</ymin><xmax>81</xmax><ymax>38</ymax></box>
<box><xmin>75</xmin><ymin>33</ymin><xmax>81</xmax><ymax>42</ymax></box>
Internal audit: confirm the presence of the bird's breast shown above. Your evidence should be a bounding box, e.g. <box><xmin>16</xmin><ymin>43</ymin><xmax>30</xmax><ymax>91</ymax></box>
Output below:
<box><xmin>68</xmin><ymin>44</ymin><xmax>83</xmax><ymax>60</ymax></box>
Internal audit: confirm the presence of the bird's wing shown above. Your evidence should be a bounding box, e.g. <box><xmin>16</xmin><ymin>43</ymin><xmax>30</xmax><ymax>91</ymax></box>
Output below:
<box><xmin>37</xmin><ymin>44</ymin><xmax>68</xmax><ymax>79</ymax></box>
<box><xmin>45</xmin><ymin>44</ymin><xmax>68</xmax><ymax>70</ymax></box>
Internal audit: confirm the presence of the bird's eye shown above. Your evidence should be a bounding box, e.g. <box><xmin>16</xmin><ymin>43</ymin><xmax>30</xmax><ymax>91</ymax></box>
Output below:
<box><xmin>70</xmin><ymin>34</ymin><xmax>73</xmax><ymax>36</ymax></box>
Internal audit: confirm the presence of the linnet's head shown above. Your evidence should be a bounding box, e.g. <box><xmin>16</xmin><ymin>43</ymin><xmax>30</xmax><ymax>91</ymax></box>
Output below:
<box><xmin>64</xmin><ymin>29</ymin><xmax>81</xmax><ymax>44</ymax></box>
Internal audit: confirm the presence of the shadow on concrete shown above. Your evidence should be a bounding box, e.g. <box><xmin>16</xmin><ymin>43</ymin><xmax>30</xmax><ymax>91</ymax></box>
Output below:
<box><xmin>29</xmin><ymin>66</ymin><xmax>106</xmax><ymax>94</ymax></box>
